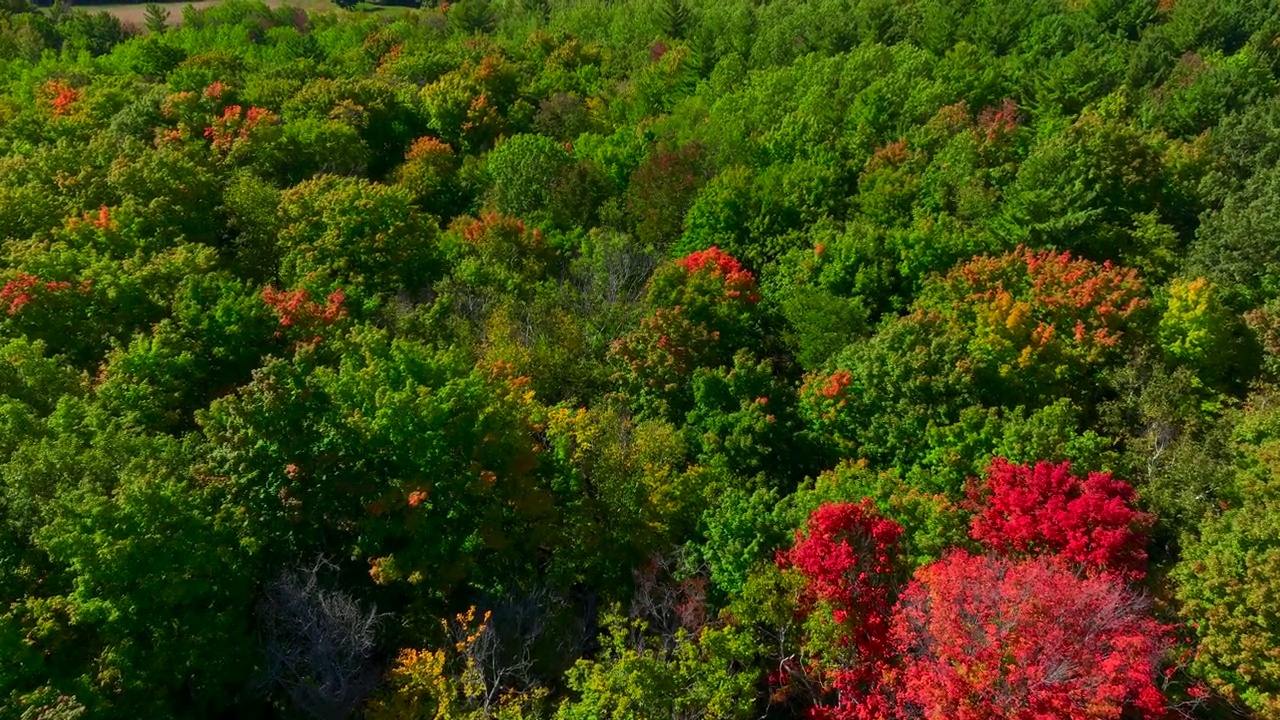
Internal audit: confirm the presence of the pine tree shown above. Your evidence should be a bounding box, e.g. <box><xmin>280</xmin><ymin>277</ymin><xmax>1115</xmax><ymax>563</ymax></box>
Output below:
<box><xmin>659</xmin><ymin>0</ymin><xmax>691</xmax><ymax>40</ymax></box>
<box><xmin>143</xmin><ymin>3</ymin><xmax>169</xmax><ymax>33</ymax></box>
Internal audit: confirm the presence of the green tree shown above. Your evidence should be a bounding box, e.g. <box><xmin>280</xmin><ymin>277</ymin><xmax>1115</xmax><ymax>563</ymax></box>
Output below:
<box><xmin>449</xmin><ymin>0</ymin><xmax>496</xmax><ymax>35</ymax></box>
<box><xmin>1</xmin><ymin>417</ymin><xmax>261</xmax><ymax>719</ymax></box>
<box><xmin>1176</xmin><ymin>394</ymin><xmax>1280</xmax><ymax>717</ymax></box>
<box><xmin>684</xmin><ymin>350</ymin><xmax>811</xmax><ymax>481</ymax></box>
<box><xmin>658</xmin><ymin>0</ymin><xmax>692</xmax><ymax>40</ymax></box>
<box><xmin>143</xmin><ymin>4</ymin><xmax>169</xmax><ymax>33</ymax></box>
<box><xmin>1188</xmin><ymin>164</ymin><xmax>1280</xmax><ymax>309</ymax></box>
<box><xmin>997</xmin><ymin>113</ymin><xmax>1167</xmax><ymax>264</ymax></box>
<box><xmin>275</xmin><ymin>176</ymin><xmax>442</xmax><ymax>302</ymax></box>
<box><xmin>0</xmin><ymin>0</ymin><xmax>33</xmax><ymax>15</ymax></box>
<box><xmin>199</xmin><ymin>325</ymin><xmax>548</xmax><ymax>615</ymax></box>
<box><xmin>486</xmin><ymin>133</ymin><xmax>573</xmax><ymax>220</ymax></box>
<box><xmin>556</xmin><ymin>611</ymin><xmax>758</xmax><ymax>720</ymax></box>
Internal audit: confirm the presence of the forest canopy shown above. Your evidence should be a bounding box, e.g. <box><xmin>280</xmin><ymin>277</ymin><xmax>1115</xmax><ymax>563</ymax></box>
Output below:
<box><xmin>2</xmin><ymin>0</ymin><xmax>1280</xmax><ymax>718</ymax></box>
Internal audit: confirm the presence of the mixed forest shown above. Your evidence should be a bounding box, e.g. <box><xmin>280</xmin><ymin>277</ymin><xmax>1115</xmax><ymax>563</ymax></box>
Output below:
<box><xmin>3</xmin><ymin>0</ymin><xmax>1280</xmax><ymax>717</ymax></box>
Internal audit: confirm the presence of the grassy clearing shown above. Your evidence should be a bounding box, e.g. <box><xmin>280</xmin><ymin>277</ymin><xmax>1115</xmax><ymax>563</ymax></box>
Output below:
<box><xmin>88</xmin><ymin>0</ymin><xmax>338</xmax><ymax>28</ymax></box>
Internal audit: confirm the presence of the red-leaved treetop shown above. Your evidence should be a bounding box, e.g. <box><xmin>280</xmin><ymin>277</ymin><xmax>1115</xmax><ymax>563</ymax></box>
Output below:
<box><xmin>674</xmin><ymin>246</ymin><xmax>760</xmax><ymax>305</ymax></box>
<box><xmin>967</xmin><ymin>458</ymin><xmax>1154</xmax><ymax>580</ymax></box>
<box><xmin>783</xmin><ymin>501</ymin><xmax>904</xmax><ymax>615</ymax></box>
<box><xmin>43</xmin><ymin>80</ymin><xmax>80</xmax><ymax>117</ymax></box>
<box><xmin>644</xmin><ymin>246</ymin><xmax>760</xmax><ymax>348</ymax></box>
<box><xmin>892</xmin><ymin>552</ymin><xmax>1169</xmax><ymax>720</ymax></box>
<box><xmin>778</xmin><ymin>501</ymin><xmax>904</xmax><ymax>720</ymax></box>
<box><xmin>261</xmin><ymin>286</ymin><xmax>348</xmax><ymax>345</ymax></box>
<box><xmin>610</xmin><ymin>247</ymin><xmax>762</xmax><ymax>417</ymax></box>
<box><xmin>204</xmin><ymin>105</ymin><xmax>280</xmax><ymax>153</ymax></box>
<box><xmin>0</xmin><ymin>273</ymin><xmax>74</xmax><ymax>316</ymax></box>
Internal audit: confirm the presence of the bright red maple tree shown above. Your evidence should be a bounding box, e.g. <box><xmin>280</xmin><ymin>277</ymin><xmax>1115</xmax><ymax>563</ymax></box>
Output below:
<box><xmin>967</xmin><ymin>458</ymin><xmax>1154</xmax><ymax>580</ymax></box>
<box><xmin>778</xmin><ymin>501</ymin><xmax>904</xmax><ymax>720</ymax></box>
<box><xmin>892</xmin><ymin>551</ymin><xmax>1169</xmax><ymax>720</ymax></box>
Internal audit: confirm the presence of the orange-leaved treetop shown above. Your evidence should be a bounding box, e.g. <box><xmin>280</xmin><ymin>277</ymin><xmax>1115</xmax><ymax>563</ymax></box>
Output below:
<box><xmin>916</xmin><ymin>246</ymin><xmax>1150</xmax><ymax>404</ymax></box>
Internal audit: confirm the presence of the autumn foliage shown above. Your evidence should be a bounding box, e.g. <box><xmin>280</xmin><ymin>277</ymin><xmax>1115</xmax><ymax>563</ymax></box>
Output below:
<box><xmin>949</xmin><ymin>247</ymin><xmax>1146</xmax><ymax>349</ymax></box>
<box><xmin>798</xmin><ymin>368</ymin><xmax>854</xmax><ymax>436</ymax></box>
<box><xmin>43</xmin><ymin>80</ymin><xmax>80</xmax><ymax>117</ymax></box>
<box><xmin>612</xmin><ymin>307</ymin><xmax>721</xmax><ymax>392</ymax></box>
<box><xmin>0</xmin><ymin>273</ymin><xmax>75</xmax><ymax>316</ymax></box>
<box><xmin>2</xmin><ymin>1</ymin><xmax>1271</xmax><ymax>717</ymax></box>
<box><xmin>261</xmin><ymin>286</ymin><xmax>348</xmax><ymax>343</ymax></box>
<box><xmin>919</xmin><ymin>247</ymin><xmax>1150</xmax><ymax>397</ymax></box>
<box><xmin>611</xmin><ymin>247</ymin><xmax>762</xmax><ymax>415</ymax></box>
<box><xmin>773</xmin><ymin>493</ymin><xmax>1168</xmax><ymax>720</ymax></box>
<box><xmin>892</xmin><ymin>552</ymin><xmax>1169</xmax><ymax>720</ymax></box>
<box><xmin>675</xmin><ymin>247</ymin><xmax>760</xmax><ymax>305</ymax></box>
<box><xmin>205</xmin><ymin>105</ymin><xmax>280</xmax><ymax>152</ymax></box>
<box><xmin>967</xmin><ymin>458</ymin><xmax>1154</xmax><ymax>580</ymax></box>
<box><xmin>782</xmin><ymin>501</ymin><xmax>902</xmax><ymax>620</ymax></box>
<box><xmin>395</xmin><ymin>136</ymin><xmax>460</xmax><ymax>212</ymax></box>
<box><xmin>625</xmin><ymin>143</ymin><xmax>708</xmax><ymax>248</ymax></box>
<box><xmin>778</xmin><ymin>501</ymin><xmax>903</xmax><ymax>720</ymax></box>
<box><xmin>975</xmin><ymin>98</ymin><xmax>1021</xmax><ymax>146</ymax></box>
<box><xmin>459</xmin><ymin>212</ymin><xmax>546</xmax><ymax>254</ymax></box>
<box><xmin>448</xmin><ymin>211</ymin><xmax>554</xmax><ymax>293</ymax></box>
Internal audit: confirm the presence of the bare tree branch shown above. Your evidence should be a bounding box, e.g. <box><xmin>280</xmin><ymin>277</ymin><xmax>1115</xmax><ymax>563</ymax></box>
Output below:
<box><xmin>259</xmin><ymin>556</ymin><xmax>389</xmax><ymax>720</ymax></box>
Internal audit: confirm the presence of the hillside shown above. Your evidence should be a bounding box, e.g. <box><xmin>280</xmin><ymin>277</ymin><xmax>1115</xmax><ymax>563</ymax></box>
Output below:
<box><xmin>1</xmin><ymin>0</ymin><xmax>1280</xmax><ymax>718</ymax></box>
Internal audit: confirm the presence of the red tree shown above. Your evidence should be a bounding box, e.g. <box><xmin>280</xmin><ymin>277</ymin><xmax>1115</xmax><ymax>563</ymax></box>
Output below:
<box><xmin>892</xmin><ymin>552</ymin><xmax>1169</xmax><ymax>720</ymax></box>
<box><xmin>610</xmin><ymin>247</ymin><xmax>761</xmax><ymax>415</ymax></box>
<box><xmin>778</xmin><ymin>501</ymin><xmax>904</xmax><ymax>720</ymax></box>
<box><xmin>671</xmin><ymin>246</ymin><xmax>760</xmax><ymax>305</ymax></box>
<box><xmin>0</xmin><ymin>273</ymin><xmax>74</xmax><ymax>316</ymax></box>
<box><xmin>205</xmin><ymin>105</ymin><xmax>279</xmax><ymax>152</ymax></box>
<box><xmin>967</xmin><ymin>458</ymin><xmax>1154</xmax><ymax>580</ymax></box>
<box><xmin>261</xmin><ymin>286</ymin><xmax>348</xmax><ymax>344</ymax></box>
<box><xmin>975</xmin><ymin>98</ymin><xmax>1021</xmax><ymax>146</ymax></box>
<box><xmin>43</xmin><ymin>81</ymin><xmax>80</xmax><ymax>117</ymax></box>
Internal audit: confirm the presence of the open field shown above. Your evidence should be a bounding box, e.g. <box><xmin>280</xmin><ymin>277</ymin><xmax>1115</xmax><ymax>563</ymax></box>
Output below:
<box><xmin>87</xmin><ymin>0</ymin><xmax>338</xmax><ymax>27</ymax></box>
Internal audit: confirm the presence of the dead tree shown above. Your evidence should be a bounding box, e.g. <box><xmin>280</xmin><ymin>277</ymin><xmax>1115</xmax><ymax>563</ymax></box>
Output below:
<box><xmin>629</xmin><ymin>548</ymin><xmax>709</xmax><ymax>656</ymax></box>
<box><xmin>448</xmin><ymin>585</ymin><xmax>577</xmax><ymax>716</ymax></box>
<box><xmin>258</xmin><ymin>556</ymin><xmax>388</xmax><ymax>720</ymax></box>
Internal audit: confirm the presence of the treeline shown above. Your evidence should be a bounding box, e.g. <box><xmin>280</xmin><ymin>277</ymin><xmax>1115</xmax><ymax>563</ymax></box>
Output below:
<box><xmin>1</xmin><ymin>0</ymin><xmax>1280</xmax><ymax>718</ymax></box>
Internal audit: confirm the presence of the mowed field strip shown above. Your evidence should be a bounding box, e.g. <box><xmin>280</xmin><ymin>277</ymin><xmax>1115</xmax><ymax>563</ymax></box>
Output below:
<box><xmin>89</xmin><ymin>0</ymin><xmax>337</xmax><ymax>27</ymax></box>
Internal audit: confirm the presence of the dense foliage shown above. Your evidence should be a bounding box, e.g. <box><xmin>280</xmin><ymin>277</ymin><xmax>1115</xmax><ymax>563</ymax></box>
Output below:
<box><xmin>1</xmin><ymin>0</ymin><xmax>1279</xmax><ymax>717</ymax></box>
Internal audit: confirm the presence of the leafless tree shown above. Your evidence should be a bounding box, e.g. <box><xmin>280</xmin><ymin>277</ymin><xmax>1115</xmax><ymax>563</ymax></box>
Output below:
<box><xmin>571</xmin><ymin>231</ymin><xmax>660</xmax><ymax>313</ymax></box>
<box><xmin>451</xmin><ymin>284</ymin><xmax>494</xmax><ymax>326</ymax></box>
<box><xmin>259</xmin><ymin>556</ymin><xmax>388</xmax><ymax>720</ymax></box>
<box><xmin>448</xmin><ymin>585</ymin><xmax>573</xmax><ymax>717</ymax></box>
<box><xmin>628</xmin><ymin>548</ymin><xmax>710</xmax><ymax>656</ymax></box>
